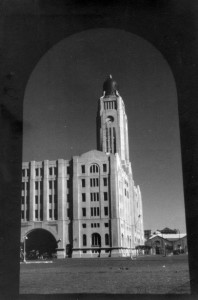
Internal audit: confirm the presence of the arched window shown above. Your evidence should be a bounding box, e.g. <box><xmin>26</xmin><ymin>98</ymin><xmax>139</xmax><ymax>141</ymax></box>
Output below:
<box><xmin>90</xmin><ymin>164</ymin><xmax>99</xmax><ymax>174</ymax></box>
<box><xmin>83</xmin><ymin>234</ymin><xmax>87</xmax><ymax>246</ymax></box>
<box><xmin>92</xmin><ymin>233</ymin><xmax>101</xmax><ymax>247</ymax></box>
<box><xmin>105</xmin><ymin>234</ymin><xmax>109</xmax><ymax>245</ymax></box>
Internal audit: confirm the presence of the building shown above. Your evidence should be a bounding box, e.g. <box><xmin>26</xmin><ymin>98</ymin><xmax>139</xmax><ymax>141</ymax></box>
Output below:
<box><xmin>145</xmin><ymin>231</ymin><xmax>188</xmax><ymax>255</ymax></box>
<box><xmin>21</xmin><ymin>75</ymin><xmax>144</xmax><ymax>258</ymax></box>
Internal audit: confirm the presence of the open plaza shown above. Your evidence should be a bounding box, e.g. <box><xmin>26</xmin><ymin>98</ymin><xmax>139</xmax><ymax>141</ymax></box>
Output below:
<box><xmin>20</xmin><ymin>254</ymin><xmax>190</xmax><ymax>295</ymax></box>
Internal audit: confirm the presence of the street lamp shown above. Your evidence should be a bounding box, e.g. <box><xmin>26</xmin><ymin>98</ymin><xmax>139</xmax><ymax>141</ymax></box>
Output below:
<box><xmin>23</xmin><ymin>235</ymin><xmax>28</xmax><ymax>263</ymax></box>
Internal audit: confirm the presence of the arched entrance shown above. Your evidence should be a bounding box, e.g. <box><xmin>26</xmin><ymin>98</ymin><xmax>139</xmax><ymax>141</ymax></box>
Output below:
<box><xmin>25</xmin><ymin>229</ymin><xmax>57</xmax><ymax>259</ymax></box>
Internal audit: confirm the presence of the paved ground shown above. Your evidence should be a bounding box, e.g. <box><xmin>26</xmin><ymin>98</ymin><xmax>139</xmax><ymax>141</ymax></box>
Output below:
<box><xmin>20</xmin><ymin>254</ymin><xmax>190</xmax><ymax>294</ymax></box>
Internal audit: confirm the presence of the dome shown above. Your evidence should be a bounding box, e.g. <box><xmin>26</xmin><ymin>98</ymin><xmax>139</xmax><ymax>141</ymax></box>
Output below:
<box><xmin>103</xmin><ymin>75</ymin><xmax>118</xmax><ymax>96</ymax></box>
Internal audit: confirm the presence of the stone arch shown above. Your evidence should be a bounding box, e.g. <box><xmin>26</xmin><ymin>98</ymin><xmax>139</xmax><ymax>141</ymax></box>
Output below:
<box><xmin>23</xmin><ymin>228</ymin><xmax>57</xmax><ymax>257</ymax></box>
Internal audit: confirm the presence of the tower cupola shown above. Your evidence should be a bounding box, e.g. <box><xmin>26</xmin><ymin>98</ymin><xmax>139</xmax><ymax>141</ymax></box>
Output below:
<box><xmin>103</xmin><ymin>75</ymin><xmax>118</xmax><ymax>96</ymax></box>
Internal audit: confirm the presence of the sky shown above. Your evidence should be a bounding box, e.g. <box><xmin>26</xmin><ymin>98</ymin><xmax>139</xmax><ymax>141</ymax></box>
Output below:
<box><xmin>23</xmin><ymin>28</ymin><xmax>186</xmax><ymax>233</ymax></box>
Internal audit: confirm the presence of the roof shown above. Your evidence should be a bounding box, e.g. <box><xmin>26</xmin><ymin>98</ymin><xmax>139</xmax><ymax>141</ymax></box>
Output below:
<box><xmin>149</xmin><ymin>233</ymin><xmax>186</xmax><ymax>241</ymax></box>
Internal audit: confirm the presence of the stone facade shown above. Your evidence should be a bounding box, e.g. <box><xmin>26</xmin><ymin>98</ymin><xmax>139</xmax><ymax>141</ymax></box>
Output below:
<box><xmin>21</xmin><ymin>76</ymin><xmax>144</xmax><ymax>258</ymax></box>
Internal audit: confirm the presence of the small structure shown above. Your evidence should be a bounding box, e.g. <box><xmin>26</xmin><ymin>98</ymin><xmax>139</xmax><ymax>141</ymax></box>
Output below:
<box><xmin>145</xmin><ymin>231</ymin><xmax>188</xmax><ymax>255</ymax></box>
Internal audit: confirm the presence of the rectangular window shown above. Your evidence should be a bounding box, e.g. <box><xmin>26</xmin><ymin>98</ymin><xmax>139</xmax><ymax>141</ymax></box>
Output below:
<box><xmin>35</xmin><ymin>195</ymin><xmax>38</xmax><ymax>204</ymax></box>
<box><xmin>49</xmin><ymin>195</ymin><xmax>52</xmax><ymax>203</ymax></box>
<box><xmin>49</xmin><ymin>167</ymin><xmax>53</xmax><ymax>175</ymax></box>
<box><xmin>21</xmin><ymin>196</ymin><xmax>24</xmax><ymax>204</ymax></box>
<box><xmin>94</xmin><ymin>207</ymin><xmax>96</xmax><ymax>216</ymax></box>
<box><xmin>35</xmin><ymin>168</ymin><xmax>39</xmax><ymax>176</ymax></box>
<box><xmin>94</xmin><ymin>223</ymin><xmax>96</xmax><ymax>228</ymax></box>
<box><xmin>103</xmin><ymin>164</ymin><xmax>107</xmax><ymax>172</ymax></box>
<box><xmin>97</xmin><ymin>223</ymin><xmax>100</xmax><ymax>228</ymax></box>
<box><xmin>49</xmin><ymin>209</ymin><xmax>52</xmax><ymax>218</ymax></box>
<box><xmin>82</xmin><ymin>208</ymin><xmax>86</xmax><ymax>217</ymax></box>
<box><xmin>105</xmin><ymin>223</ymin><xmax>109</xmax><ymax>227</ymax></box>
<box><xmin>97</xmin><ymin>207</ymin><xmax>99</xmax><ymax>216</ymax></box>
<box><xmin>54</xmin><ymin>195</ymin><xmax>57</xmax><ymax>203</ymax></box>
<box><xmin>104</xmin><ymin>207</ymin><xmax>108</xmax><ymax>216</ymax></box>
<box><xmin>104</xmin><ymin>192</ymin><xmax>108</xmax><ymax>201</ymax></box>
<box><xmin>49</xmin><ymin>181</ymin><xmax>52</xmax><ymax>189</ymax></box>
<box><xmin>103</xmin><ymin>178</ymin><xmax>108</xmax><ymax>186</ymax></box>
<box><xmin>82</xmin><ymin>223</ymin><xmax>86</xmax><ymax>228</ymax></box>
<box><xmin>91</xmin><ymin>223</ymin><xmax>93</xmax><ymax>228</ymax></box>
<box><xmin>96</xmin><ymin>193</ymin><xmax>99</xmax><ymax>201</ymax></box>
<box><xmin>21</xmin><ymin>182</ymin><xmax>25</xmax><ymax>190</ymax></box>
<box><xmin>82</xmin><ymin>179</ymin><xmax>85</xmax><ymax>187</ymax></box>
<box><xmin>81</xmin><ymin>165</ymin><xmax>85</xmax><ymax>174</ymax></box>
<box><xmin>91</xmin><ymin>193</ymin><xmax>93</xmax><ymax>201</ymax></box>
<box><xmin>35</xmin><ymin>210</ymin><xmax>38</xmax><ymax>218</ymax></box>
<box><xmin>83</xmin><ymin>234</ymin><xmax>87</xmax><ymax>246</ymax></box>
<box><xmin>82</xmin><ymin>193</ymin><xmax>86</xmax><ymax>202</ymax></box>
<box><xmin>22</xmin><ymin>169</ymin><xmax>25</xmax><ymax>177</ymax></box>
<box><xmin>54</xmin><ymin>209</ymin><xmax>58</xmax><ymax>220</ymax></box>
<box><xmin>21</xmin><ymin>211</ymin><xmax>24</xmax><ymax>219</ymax></box>
<box><xmin>91</xmin><ymin>207</ymin><xmax>93</xmax><ymax>216</ymax></box>
<box><xmin>35</xmin><ymin>181</ymin><xmax>39</xmax><ymax>190</ymax></box>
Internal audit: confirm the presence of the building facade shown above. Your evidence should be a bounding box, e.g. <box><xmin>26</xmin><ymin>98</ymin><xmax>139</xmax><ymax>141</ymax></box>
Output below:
<box><xmin>21</xmin><ymin>76</ymin><xmax>144</xmax><ymax>258</ymax></box>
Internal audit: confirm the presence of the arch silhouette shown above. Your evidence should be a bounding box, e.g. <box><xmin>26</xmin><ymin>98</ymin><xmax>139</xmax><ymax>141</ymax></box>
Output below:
<box><xmin>1</xmin><ymin>1</ymin><xmax>197</xmax><ymax>295</ymax></box>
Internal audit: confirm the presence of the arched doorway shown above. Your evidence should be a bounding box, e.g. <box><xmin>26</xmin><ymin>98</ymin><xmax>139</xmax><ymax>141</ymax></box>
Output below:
<box><xmin>25</xmin><ymin>229</ymin><xmax>57</xmax><ymax>259</ymax></box>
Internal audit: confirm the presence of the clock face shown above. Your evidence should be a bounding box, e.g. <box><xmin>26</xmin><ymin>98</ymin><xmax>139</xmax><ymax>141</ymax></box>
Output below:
<box><xmin>106</xmin><ymin>116</ymin><xmax>114</xmax><ymax>123</ymax></box>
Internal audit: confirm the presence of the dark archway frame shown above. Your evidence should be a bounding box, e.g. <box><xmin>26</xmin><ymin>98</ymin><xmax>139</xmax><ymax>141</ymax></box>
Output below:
<box><xmin>1</xmin><ymin>0</ymin><xmax>198</xmax><ymax>297</ymax></box>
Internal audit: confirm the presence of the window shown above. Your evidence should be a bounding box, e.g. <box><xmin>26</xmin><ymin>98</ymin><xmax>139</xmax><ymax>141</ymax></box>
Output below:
<box><xmin>92</xmin><ymin>233</ymin><xmax>101</xmax><ymax>247</ymax></box>
<box><xmin>22</xmin><ymin>169</ymin><xmax>25</xmax><ymax>177</ymax></box>
<box><xmin>49</xmin><ymin>209</ymin><xmax>52</xmax><ymax>218</ymax></box>
<box><xmin>82</xmin><ymin>208</ymin><xmax>86</xmax><ymax>217</ymax></box>
<box><xmin>90</xmin><ymin>164</ymin><xmax>99</xmax><ymax>173</ymax></box>
<box><xmin>105</xmin><ymin>234</ymin><xmax>109</xmax><ymax>245</ymax></box>
<box><xmin>82</xmin><ymin>193</ymin><xmax>86</xmax><ymax>202</ymax></box>
<box><xmin>104</xmin><ymin>207</ymin><xmax>108</xmax><ymax>216</ymax></box>
<box><xmin>105</xmin><ymin>223</ymin><xmax>109</xmax><ymax>227</ymax></box>
<box><xmin>21</xmin><ymin>182</ymin><xmax>25</xmax><ymax>191</ymax></box>
<box><xmin>35</xmin><ymin>195</ymin><xmax>38</xmax><ymax>204</ymax></box>
<box><xmin>21</xmin><ymin>196</ymin><xmax>24</xmax><ymax>204</ymax></box>
<box><xmin>90</xmin><ymin>178</ymin><xmax>99</xmax><ymax>187</ymax></box>
<box><xmin>35</xmin><ymin>182</ymin><xmax>39</xmax><ymax>190</ymax></box>
<box><xmin>54</xmin><ymin>195</ymin><xmax>57</xmax><ymax>203</ymax></box>
<box><xmin>54</xmin><ymin>209</ymin><xmax>58</xmax><ymax>220</ymax></box>
<box><xmin>35</xmin><ymin>168</ymin><xmax>39</xmax><ymax>176</ymax></box>
<box><xmin>49</xmin><ymin>167</ymin><xmax>53</xmax><ymax>175</ymax></box>
<box><xmin>49</xmin><ymin>181</ymin><xmax>52</xmax><ymax>189</ymax></box>
<box><xmin>104</xmin><ymin>192</ymin><xmax>108</xmax><ymax>201</ymax></box>
<box><xmin>82</xmin><ymin>179</ymin><xmax>85</xmax><ymax>187</ymax></box>
<box><xmin>82</xmin><ymin>223</ymin><xmax>86</xmax><ymax>228</ymax></box>
<box><xmin>103</xmin><ymin>178</ymin><xmax>108</xmax><ymax>186</ymax></box>
<box><xmin>81</xmin><ymin>165</ymin><xmax>85</xmax><ymax>173</ymax></box>
<box><xmin>35</xmin><ymin>210</ymin><xmax>38</xmax><ymax>218</ymax></box>
<box><xmin>91</xmin><ymin>192</ymin><xmax>99</xmax><ymax>201</ymax></box>
<box><xmin>103</xmin><ymin>164</ymin><xmax>107</xmax><ymax>172</ymax></box>
<box><xmin>83</xmin><ymin>234</ymin><xmax>87</xmax><ymax>246</ymax></box>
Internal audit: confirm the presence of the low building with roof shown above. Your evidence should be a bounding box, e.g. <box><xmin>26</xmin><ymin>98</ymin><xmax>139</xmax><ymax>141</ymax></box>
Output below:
<box><xmin>145</xmin><ymin>231</ymin><xmax>188</xmax><ymax>255</ymax></box>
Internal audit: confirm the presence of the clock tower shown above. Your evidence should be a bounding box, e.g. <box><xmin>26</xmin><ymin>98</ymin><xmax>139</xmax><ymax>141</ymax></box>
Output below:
<box><xmin>97</xmin><ymin>75</ymin><xmax>130</xmax><ymax>164</ymax></box>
